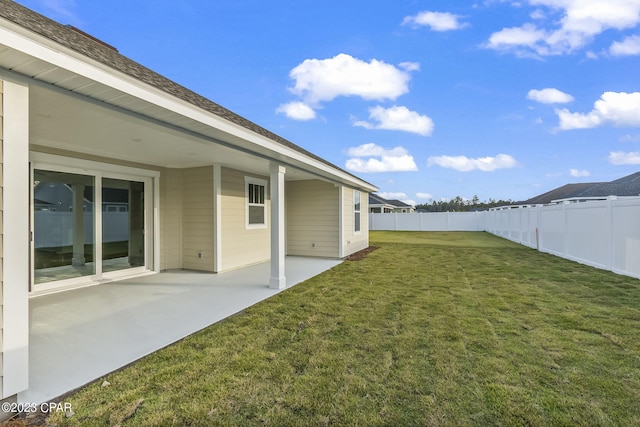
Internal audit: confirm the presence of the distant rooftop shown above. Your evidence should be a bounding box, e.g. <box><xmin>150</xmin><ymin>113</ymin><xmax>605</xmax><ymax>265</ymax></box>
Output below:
<box><xmin>520</xmin><ymin>171</ymin><xmax>640</xmax><ymax>205</ymax></box>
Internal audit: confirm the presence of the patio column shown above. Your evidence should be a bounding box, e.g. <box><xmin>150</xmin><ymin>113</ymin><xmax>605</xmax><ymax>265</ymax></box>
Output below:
<box><xmin>71</xmin><ymin>184</ymin><xmax>86</xmax><ymax>266</ymax></box>
<box><xmin>2</xmin><ymin>79</ymin><xmax>30</xmax><ymax>398</ymax></box>
<box><xmin>269</xmin><ymin>164</ymin><xmax>286</xmax><ymax>289</ymax></box>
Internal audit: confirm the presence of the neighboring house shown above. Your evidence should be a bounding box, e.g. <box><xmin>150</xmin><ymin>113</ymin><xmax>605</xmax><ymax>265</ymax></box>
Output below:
<box><xmin>369</xmin><ymin>193</ymin><xmax>396</xmax><ymax>213</ymax></box>
<box><xmin>0</xmin><ymin>1</ymin><xmax>376</xmax><ymax>407</ymax></box>
<box><xmin>520</xmin><ymin>171</ymin><xmax>640</xmax><ymax>205</ymax></box>
<box><xmin>387</xmin><ymin>199</ymin><xmax>415</xmax><ymax>213</ymax></box>
<box><xmin>369</xmin><ymin>194</ymin><xmax>415</xmax><ymax>213</ymax></box>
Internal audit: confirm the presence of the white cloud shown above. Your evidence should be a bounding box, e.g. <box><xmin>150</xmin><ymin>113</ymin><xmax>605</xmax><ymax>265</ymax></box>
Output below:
<box><xmin>557</xmin><ymin>92</ymin><xmax>640</xmax><ymax>130</ymax></box>
<box><xmin>530</xmin><ymin>9</ymin><xmax>546</xmax><ymax>20</ymax></box>
<box><xmin>346</xmin><ymin>143</ymin><xmax>408</xmax><ymax>158</ymax></box>
<box><xmin>527</xmin><ymin>88</ymin><xmax>574</xmax><ymax>104</ymax></box>
<box><xmin>275</xmin><ymin>102</ymin><xmax>316</xmax><ymax>121</ymax></box>
<box><xmin>609</xmin><ymin>151</ymin><xmax>640</xmax><ymax>165</ymax></box>
<box><xmin>345</xmin><ymin>143</ymin><xmax>418</xmax><ymax>173</ymax></box>
<box><xmin>353</xmin><ymin>105</ymin><xmax>435</xmax><ymax>136</ymax></box>
<box><xmin>610</xmin><ymin>35</ymin><xmax>640</xmax><ymax>56</ymax></box>
<box><xmin>416</xmin><ymin>192</ymin><xmax>433</xmax><ymax>199</ymax></box>
<box><xmin>569</xmin><ymin>168</ymin><xmax>590</xmax><ymax>177</ymax></box>
<box><xmin>620</xmin><ymin>134</ymin><xmax>640</xmax><ymax>143</ymax></box>
<box><xmin>42</xmin><ymin>0</ymin><xmax>80</xmax><ymax>21</ymax></box>
<box><xmin>427</xmin><ymin>154</ymin><xmax>518</xmax><ymax>172</ymax></box>
<box><xmin>487</xmin><ymin>23</ymin><xmax>547</xmax><ymax>55</ymax></box>
<box><xmin>402</xmin><ymin>11</ymin><xmax>467</xmax><ymax>31</ymax></box>
<box><xmin>399</xmin><ymin>62</ymin><xmax>421</xmax><ymax>72</ymax></box>
<box><xmin>486</xmin><ymin>0</ymin><xmax>640</xmax><ymax>56</ymax></box>
<box><xmin>287</xmin><ymin>54</ymin><xmax>416</xmax><ymax>105</ymax></box>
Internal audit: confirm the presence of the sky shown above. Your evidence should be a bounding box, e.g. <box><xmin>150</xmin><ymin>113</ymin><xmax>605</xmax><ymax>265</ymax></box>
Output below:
<box><xmin>15</xmin><ymin>0</ymin><xmax>640</xmax><ymax>205</ymax></box>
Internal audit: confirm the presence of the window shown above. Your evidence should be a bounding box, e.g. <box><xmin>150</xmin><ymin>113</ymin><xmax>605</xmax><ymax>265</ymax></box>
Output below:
<box><xmin>354</xmin><ymin>190</ymin><xmax>361</xmax><ymax>233</ymax></box>
<box><xmin>246</xmin><ymin>177</ymin><xmax>267</xmax><ymax>228</ymax></box>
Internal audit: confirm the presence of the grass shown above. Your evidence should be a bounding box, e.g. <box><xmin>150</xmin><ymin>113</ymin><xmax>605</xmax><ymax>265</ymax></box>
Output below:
<box><xmin>44</xmin><ymin>231</ymin><xmax>640</xmax><ymax>426</ymax></box>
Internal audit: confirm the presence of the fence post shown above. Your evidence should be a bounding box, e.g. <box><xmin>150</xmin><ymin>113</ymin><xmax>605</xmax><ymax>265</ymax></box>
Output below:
<box><xmin>563</xmin><ymin>201</ymin><xmax>569</xmax><ymax>256</ymax></box>
<box><xmin>607</xmin><ymin>196</ymin><xmax>616</xmax><ymax>272</ymax></box>
<box><xmin>536</xmin><ymin>205</ymin><xmax>542</xmax><ymax>251</ymax></box>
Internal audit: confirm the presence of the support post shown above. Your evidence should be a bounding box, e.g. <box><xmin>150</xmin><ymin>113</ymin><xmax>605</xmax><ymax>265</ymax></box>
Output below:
<box><xmin>269</xmin><ymin>164</ymin><xmax>286</xmax><ymax>289</ymax></box>
<box><xmin>2</xmin><ymin>79</ymin><xmax>30</xmax><ymax>398</ymax></box>
<box><xmin>71</xmin><ymin>184</ymin><xmax>86</xmax><ymax>266</ymax></box>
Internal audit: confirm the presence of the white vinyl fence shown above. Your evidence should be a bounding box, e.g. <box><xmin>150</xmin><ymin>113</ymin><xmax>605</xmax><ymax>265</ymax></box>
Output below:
<box><xmin>369</xmin><ymin>211</ymin><xmax>483</xmax><ymax>232</ymax></box>
<box><xmin>34</xmin><ymin>211</ymin><xmax>129</xmax><ymax>248</ymax></box>
<box><xmin>369</xmin><ymin>196</ymin><xmax>640</xmax><ymax>280</ymax></box>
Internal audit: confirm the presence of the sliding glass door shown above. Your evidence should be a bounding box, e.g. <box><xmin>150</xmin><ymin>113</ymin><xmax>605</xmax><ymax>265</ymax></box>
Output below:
<box><xmin>33</xmin><ymin>170</ymin><xmax>96</xmax><ymax>284</ymax></box>
<box><xmin>101</xmin><ymin>178</ymin><xmax>146</xmax><ymax>273</ymax></box>
<box><xmin>32</xmin><ymin>162</ymin><xmax>154</xmax><ymax>291</ymax></box>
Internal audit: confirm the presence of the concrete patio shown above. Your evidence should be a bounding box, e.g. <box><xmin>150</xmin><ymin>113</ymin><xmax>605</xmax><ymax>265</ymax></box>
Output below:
<box><xmin>18</xmin><ymin>257</ymin><xmax>342</xmax><ymax>404</ymax></box>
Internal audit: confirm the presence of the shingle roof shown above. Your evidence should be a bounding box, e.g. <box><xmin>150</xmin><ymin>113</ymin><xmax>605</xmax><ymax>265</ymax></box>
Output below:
<box><xmin>521</xmin><ymin>171</ymin><xmax>640</xmax><ymax>204</ymax></box>
<box><xmin>0</xmin><ymin>0</ymin><xmax>373</xmax><ymax>187</ymax></box>
<box><xmin>521</xmin><ymin>183</ymin><xmax>598</xmax><ymax>205</ymax></box>
<box><xmin>369</xmin><ymin>193</ymin><xmax>393</xmax><ymax>206</ymax></box>
<box><xmin>387</xmin><ymin>199</ymin><xmax>412</xmax><ymax>208</ymax></box>
<box><xmin>575</xmin><ymin>171</ymin><xmax>640</xmax><ymax>198</ymax></box>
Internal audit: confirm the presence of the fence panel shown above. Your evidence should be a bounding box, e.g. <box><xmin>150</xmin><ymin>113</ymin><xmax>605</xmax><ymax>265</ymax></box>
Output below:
<box><xmin>539</xmin><ymin>205</ymin><xmax>565</xmax><ymax>255</ymax></box>
<box><xmin>368</xmin><ymin>212</ymin><xmax>479</xmax><ymax>231</ymax></box>
<box><xmin>370</xmin><ymin>197</ymin><xmax>640</xmax><ymax>279</ymax></box>
<box><xmin>564</xmin><ymin>202</ymin><xmax>609</xmax><ymax>269</ymax></box>
<box><xmin>34</xmin><ymin>211</ymin><xmax>128</xmax><ymax>248</ymax></box>
<box><xmin>612</xmin><ymin>199</ymin><xmax>640</xmax><ymax>278</ymax></box>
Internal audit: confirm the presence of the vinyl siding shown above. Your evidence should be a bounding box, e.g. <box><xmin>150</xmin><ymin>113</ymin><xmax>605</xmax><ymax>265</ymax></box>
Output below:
<box><xmin>220</xmin><ymin>167</ymin><xmax>269</xmax><ymax>271</ymax></box>
<box><xmin>0</xmin><ymin>80</ymin><xmax>4</xmax><ymax>394</ymax></box>
<box><xmin>159</xmin><ymin>168</ymin><xmax>183</xmax><ymax>270</ymax></box>
<box><xmin>286</xmin><ymin>180</ymin><xmax>339</xmax><ymax>257</ymax></box>
<box><xmin>342</xmin><ymin>187</ymin><xmax>369</xmax><ymax>256</ymax></box>
<box><xmin>182</xmin><ymin>166</ymin><xmax>215</xmax><ymax>271</ymax></box>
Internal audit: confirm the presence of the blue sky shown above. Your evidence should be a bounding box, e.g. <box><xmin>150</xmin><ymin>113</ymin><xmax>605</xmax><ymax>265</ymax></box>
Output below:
<box><xmin>17</xmin><ymin>0</ymin><xmax>640</xmax><ymax>204</ymax></box>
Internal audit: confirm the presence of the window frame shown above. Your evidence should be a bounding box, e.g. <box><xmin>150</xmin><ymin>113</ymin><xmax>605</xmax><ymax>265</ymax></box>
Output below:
<box><xmin>354</xmin><ymin>190</ymin><xmax>361</xmax><ymax>234</ymax></box>
<box><xmin>245</xmin><ymin>176</ymin><xmax>268</xmax><ymax>229</ymax></box>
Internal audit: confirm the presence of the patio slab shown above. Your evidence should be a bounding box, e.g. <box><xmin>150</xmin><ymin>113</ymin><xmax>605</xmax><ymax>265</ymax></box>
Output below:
<box><xmin>18</xmin><ymin>257</ymin><xmax>342</xmax><ymax>404</ymax></box>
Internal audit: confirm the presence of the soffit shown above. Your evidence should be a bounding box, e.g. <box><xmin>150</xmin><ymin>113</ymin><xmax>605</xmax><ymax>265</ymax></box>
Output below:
<box><xmin>0</xmin><ymin>31</ymin><xmax>377</xmax><ymax>191</ymax></box>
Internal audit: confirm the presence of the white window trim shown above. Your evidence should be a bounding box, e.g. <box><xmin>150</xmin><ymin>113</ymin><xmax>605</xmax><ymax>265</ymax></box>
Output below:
<box><xmin>245</xmin><ymin>176</ymin><xmax>268</xmax><ymax>229</ymax></box>
<box><xmin>354</xmin><ymin>190</ymin><xmax>361</xmax><ymax>235</ymax></box>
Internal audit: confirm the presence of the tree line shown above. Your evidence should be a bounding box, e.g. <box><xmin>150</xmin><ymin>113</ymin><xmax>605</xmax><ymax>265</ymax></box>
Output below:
<box><xmin>414</xmin><ymin>196</ymin><xmax>515</xmax><ymax>212</ymax></box>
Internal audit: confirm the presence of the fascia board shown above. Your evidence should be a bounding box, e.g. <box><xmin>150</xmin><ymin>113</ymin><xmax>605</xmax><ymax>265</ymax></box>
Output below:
<box><xmin>0</xmin><ymin>20</ymin><xmax>377</xmax><ymax>192</ymax></box>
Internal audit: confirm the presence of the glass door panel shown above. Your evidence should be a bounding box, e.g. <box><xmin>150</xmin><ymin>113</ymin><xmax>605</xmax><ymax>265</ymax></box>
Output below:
<box><xmin>102</xmin><ymin>178</ymin><xmax>145</xmax><ymax>273</ymax></box>
<box><xmin>33</xmin><ymin>169</ymin><xmax>95</xmax><ymax>284</ymax></box>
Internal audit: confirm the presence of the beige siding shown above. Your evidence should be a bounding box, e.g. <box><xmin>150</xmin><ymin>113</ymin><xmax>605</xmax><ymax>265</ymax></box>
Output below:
<box><xmin>0</xmin><ymin>80</ymin><xmax>4</xmax><ymax>392</ymax></box>
<box><xmin>286</xmin><ymin>180</ymin><xmax>339</xmax><ymax>257</ymax></box>
<box><xmin>220</xmin><ymin>167</ymin><xmax>269</xmax><ymax>271</ymax></box>
<box><xmin>159</xmin><ymin>168</ymin><xmax>183</xmax><ymax>270</ymax></box>
<box><xmin>182</xmin><ymin>166</ymin><xmax>215</xmax><ymax>271</ymax></box>
<box><xmin>342</xmin><ymin>187</ymin><xmax>369</xmax><ymax>256</ymax></box>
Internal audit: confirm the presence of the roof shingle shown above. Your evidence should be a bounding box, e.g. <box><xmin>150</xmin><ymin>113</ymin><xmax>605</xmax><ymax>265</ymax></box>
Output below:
<box><xmin>0</xmin><ymin>0</ymin><xmax>373</xmax><ymax>187</ymax></box>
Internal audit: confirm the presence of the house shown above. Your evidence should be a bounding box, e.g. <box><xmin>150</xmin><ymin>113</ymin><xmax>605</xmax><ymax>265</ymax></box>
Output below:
<box><xmin>520</xmin><ymin>171</ymin><xmax>640</xmax><ymax>205</ymax></box>
<box><xmin>369</xmin><ymin>194</ymin><xmax>415</xmax><ymax>213</ymax></box>
<box><xmin>387</xmin><ymin>199</ymin><xmax>415</xmax><ymax>213</ymax></box>
<box><xmin>0</xmin><ymin>0</ymin><xmax>376</xmax><ymax>409</ymax></box>
<box><xmin>369</xmin><ymin>193</ymin><xmax>396</xmax><ymax>213</ymax></box>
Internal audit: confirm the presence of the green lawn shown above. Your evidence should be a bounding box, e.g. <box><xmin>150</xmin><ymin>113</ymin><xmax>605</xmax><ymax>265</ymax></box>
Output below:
<box><xmin>46</xmin><ymin>231</ymin><xmax>640</xmax><ymax>426</ymax></box>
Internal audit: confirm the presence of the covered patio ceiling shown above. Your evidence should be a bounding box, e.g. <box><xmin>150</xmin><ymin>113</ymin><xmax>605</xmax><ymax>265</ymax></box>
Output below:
<box><xmin>0</xmin><ymin>28</ymin><xmax>374</xmax><ymax>189</ymax></box>
<box><xmin>29</xmin><ymin>83</ymin><xmax>316</xmax><ymax>181</ymax></box>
